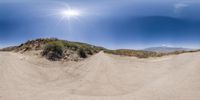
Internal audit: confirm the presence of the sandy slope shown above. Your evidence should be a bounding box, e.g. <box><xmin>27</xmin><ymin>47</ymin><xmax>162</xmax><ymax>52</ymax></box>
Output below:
<box><xmin>0</xmin><ymin>51</ymin><xmax>200</xmax><ymax>100</ymax></box>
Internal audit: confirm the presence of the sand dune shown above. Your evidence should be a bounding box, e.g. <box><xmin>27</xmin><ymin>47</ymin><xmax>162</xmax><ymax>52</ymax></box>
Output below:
<box><xmin>0</xmin><ymin>51</ymin><xmax>200</xmax><ymax>100</ymax></box>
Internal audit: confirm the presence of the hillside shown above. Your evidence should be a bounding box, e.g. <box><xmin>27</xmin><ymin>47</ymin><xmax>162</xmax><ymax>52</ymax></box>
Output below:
<box><xmin>1</xmin><ymin>38</ymin><xmax>199</xmax><ymax>60</ymax></box>
<box><xmin>0</xmin><ymin>38</ymin><xmax>105</xmax><ymax>61</ymax></box>
<box><xmin>104</xmin><ymin>49</ymin><xmax>164</xmax><ymax>58</ymax></box>
<box><xmin>144</xmin><ymin>46</ymin><xmax>190</xmax><ymax>53</ymax></box>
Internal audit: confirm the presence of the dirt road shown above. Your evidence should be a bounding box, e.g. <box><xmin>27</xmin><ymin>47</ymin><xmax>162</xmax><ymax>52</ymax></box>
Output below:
<box><xmin>0</xmin><ymin>51</ymin><xmax>200</xmax><ymax>100</ymax></box>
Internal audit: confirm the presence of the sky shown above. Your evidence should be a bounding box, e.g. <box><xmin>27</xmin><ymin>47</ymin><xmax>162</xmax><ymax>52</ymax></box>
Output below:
<box><xmin>0</xmin><ymin>0</ymin><xmax>200</xmax><ymax>49</ymax></box>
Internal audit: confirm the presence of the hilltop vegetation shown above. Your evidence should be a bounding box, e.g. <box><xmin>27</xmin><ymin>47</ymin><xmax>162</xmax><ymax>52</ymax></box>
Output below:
<box><xmin>104</xmin><ymin>49</ymin><xmax>164</xmax><ymax>58</ymax></box>
<box><xmin>1</xmin><ymin>38</ymin><xmax>199</xmax><ymax>60</ymax></box>
<box><xmin>105</xmin><ymin>49</ymin><xmax>200</xmax><ymax>58</ymax></box>
<box><xmin>41</xmin><ymin>39</ymin><xmax>105</xmax><ymax>61</ymax></box>
<box><xmin>144</xmin><ymin>46</ymin><xmax>191</xmax><ymax>53</ymax></box>
<box><xmin>0</xmin><ymin>38</ymin><xmax>105</xmax><ymax>61</ymax></box>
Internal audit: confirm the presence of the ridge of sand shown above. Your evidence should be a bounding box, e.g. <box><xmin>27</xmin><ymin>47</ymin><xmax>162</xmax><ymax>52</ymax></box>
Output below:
<box><xmin>0</xmin><ymin>51</ymin><xmax>200</xmax><ymax>100</ymax></box>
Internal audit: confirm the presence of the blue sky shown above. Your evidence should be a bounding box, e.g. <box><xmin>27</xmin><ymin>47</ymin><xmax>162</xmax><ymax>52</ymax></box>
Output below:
<box><xmin>0</xmin><ymin>0</ymin><xmax>200</xmax><ymax>49</ymax></box>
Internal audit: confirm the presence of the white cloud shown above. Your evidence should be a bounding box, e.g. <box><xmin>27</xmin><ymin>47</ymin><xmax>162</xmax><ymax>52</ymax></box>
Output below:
<box><xmin>174</xmin><ymin>3</ymin><xmax>189</xmax><ymax>13</ymax></box>
<box><xmin>175</xmin><ymin>3</ymin><xmax>188</xmax><ymax>9</ymax></box>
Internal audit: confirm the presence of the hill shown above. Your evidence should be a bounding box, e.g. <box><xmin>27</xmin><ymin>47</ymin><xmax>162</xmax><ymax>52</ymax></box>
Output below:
<box><xmin>1</xmin><ymin>38</ymin><xmax>199</xmax><ymax>60</ymax></box>
<box><xmin>104</xmin><ymin>49</ymin><xmax>164</xmax><ymax>58</ymax></box>
<box><xmin>144</xmin><ymin>46</ymin><xmax>191</xmax><ymax>53</ymax></box>
<box><xmin>0</xmin><ymin>38</ymin><xmax>105</xmax><ymax>61</ymax></box>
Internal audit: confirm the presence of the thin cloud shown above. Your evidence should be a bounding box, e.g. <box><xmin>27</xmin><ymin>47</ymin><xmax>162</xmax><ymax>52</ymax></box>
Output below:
<box><xmin>174</xmin><ymin>3</ymin><xmax>188</xmax><ymax>13</ymax></box>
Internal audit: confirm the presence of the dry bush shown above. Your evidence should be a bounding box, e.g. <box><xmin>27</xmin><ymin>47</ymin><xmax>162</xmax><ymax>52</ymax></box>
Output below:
<box><xmin>42</xmin><ymin>41</ymin><xmax>64</xmax><ymax>61</ymax></box>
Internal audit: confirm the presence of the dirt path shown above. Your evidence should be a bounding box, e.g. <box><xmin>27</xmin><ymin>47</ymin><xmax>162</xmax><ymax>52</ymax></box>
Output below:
<box><xmin>0</xmin><ymin>51</ymin><xmax>200</xmax><ymax>100</ymax></box>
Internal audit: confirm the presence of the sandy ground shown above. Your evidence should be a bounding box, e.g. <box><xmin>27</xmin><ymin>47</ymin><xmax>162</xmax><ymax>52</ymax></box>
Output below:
<box><xmin>0</xmin><ymin>51</ymin><xmax>200</xmax><ymax>100</ymax></box>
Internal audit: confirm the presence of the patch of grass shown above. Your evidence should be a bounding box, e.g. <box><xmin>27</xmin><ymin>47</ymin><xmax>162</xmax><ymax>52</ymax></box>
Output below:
<box><xmin>104</xmin><ymin>49</ymin><xmax>200</xmax><ymax>58</ymax></box>
<box><xmin>104</xmin><ymin>49</ymin><xmax>164</xmax><ymax>58</ymax></box>
<box><xmin>62</xmin><ymin>41</ymin><xmax>105</xmax><ymax>53</ymax></box>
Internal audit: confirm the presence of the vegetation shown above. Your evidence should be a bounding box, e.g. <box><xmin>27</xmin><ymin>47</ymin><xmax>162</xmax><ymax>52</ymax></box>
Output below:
<box><xmin>0</xmin><ymin>46</ymin><xmax>18</xmax><ymax>51</ymax></box>
<box><xmin>167</xmin><ymin>49</ymin><xmax>200</xmax><ymax>55</ymax></box>
<box><xmin>105</xmin><ymin>49</ymin><xmax>200</xmax><ymax>58</ymax></box>
<box><xmin>104</xmin><ymin>49</ymin><xmax>164</xmax><ymax>58</ymax></box>
<box><xmin>78</xmin><ymin>48</ymin><xmax>87</xmax><ymax>58</ymax></box>
<box><xmin>42</xmin><ymin>41</ymin><xmax>64</xmax><ymax>61</ymax></box>
<box><xmin>36</xmin><ymin>38</ymin><xmax>104</xmax><ymax>61</ymax></box>
<box><xmin>1</xmin><ymin>38</ymin><xmax>200</xmax><ymax>60</ymax></box>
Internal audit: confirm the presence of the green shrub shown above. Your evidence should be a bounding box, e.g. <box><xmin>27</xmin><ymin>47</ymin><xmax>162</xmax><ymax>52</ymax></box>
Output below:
<box><xmin>78</xmin><ymin>48</ymin><xmax>87</xmax><ymax>58</ymax></box>
<box><xmin>42</xmin><ymin>41</ymin><xmax>64</xmax><ymax>61</ymax></box>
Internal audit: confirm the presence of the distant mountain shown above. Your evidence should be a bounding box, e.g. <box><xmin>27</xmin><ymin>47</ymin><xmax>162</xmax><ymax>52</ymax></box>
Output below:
<box><xmin>144</xmin><ymin>46</ymin><xmax>191</xmax><ymax>53</ymax></box>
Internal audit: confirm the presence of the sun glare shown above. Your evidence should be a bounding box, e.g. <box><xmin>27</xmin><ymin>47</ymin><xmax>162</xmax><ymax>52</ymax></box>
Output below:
<box><xmin>60</xmin><ymin>9</ymin><xmax>80</xmax><ymax>18</ymax></box>
<box><xmin>61</xmin><ymin>9</ymin><xmax>80</xmax><ymax>17</ymax></box>
<box><xmin>47</xmin><ymin>5</ymin><xmax>82</xmax><ymax>27</ymax></box>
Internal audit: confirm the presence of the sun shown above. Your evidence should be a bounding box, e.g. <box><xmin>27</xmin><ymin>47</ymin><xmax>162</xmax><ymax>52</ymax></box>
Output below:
<box><xmin>59</xmin><ymin>8</ymin><xmax>81</xmax><ymax>20</ymax></box>
<box><xmin>61</xmin><ymin>9</ymin><xmax>80</xmax><ymax>17</ymax></box>
<box><xmin>46</xmin><ymin>5</ymin><xmax>82</xmax><ymax>29</ymax></box>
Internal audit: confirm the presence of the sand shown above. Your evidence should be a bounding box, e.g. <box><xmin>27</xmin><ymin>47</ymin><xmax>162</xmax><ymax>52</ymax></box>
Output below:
<box><xmin>0</xmin><ymin>51</ymin><xmax>200</xmax><ymax>100</ymax></box>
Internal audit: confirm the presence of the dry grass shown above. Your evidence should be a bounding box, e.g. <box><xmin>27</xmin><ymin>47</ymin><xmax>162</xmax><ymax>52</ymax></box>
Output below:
<box><xmin>104</xmin><ymin>49</ymin><xmax>200</xmax><ymax>58</ymax></box>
